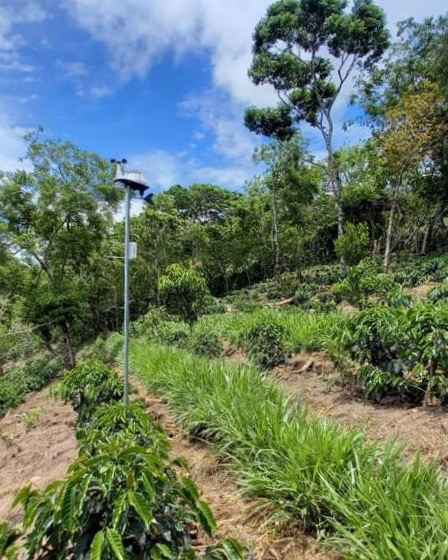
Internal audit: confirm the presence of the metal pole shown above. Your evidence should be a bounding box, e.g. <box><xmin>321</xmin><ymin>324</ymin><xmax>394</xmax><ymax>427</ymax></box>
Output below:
<box><xmin>123</xmin><ymin>184</ymin><xmax>130</xmax><ymax>404</ymax></box>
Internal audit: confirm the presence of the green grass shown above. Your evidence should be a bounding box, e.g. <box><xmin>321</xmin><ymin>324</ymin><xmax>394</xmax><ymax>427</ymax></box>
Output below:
<box><xmin>195</xmin><ymin>308</ymin><xmax>347</xmax><ymax>355</ymax></box>
<box><xmin>131</xmin><ymin>340</ymin><xmax>448</xmax><ymax>560</ymax></box>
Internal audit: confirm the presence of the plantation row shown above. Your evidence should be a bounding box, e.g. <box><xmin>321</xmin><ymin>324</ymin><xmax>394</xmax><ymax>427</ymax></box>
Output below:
<box><xmin>130</xmin><ymin>339</ymin><xmax>448</xmax><ymax>560</ymax></box>
<box><xmin>0</xmin><ymin>356</ymin><xmax>63</xmax><ymax>418</ymax></box>
<box><xmin>129</xmin><ymin>264</ymin><xmax>448</xmax><ymax>406</ymax></box>
<box><xmin>0</xmin><ymin>360</ymin><xmax>243</xmax><ymax>560</ymax></box>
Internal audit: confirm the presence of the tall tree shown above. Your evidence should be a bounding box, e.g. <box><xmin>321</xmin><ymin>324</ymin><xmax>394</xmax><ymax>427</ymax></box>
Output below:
<box><xmin>252</xmin><ymin>134</ymin><xmax>318</xmax><ymax>278</ymax></box>
<box><xmin>244</xmin><ymin>0</ymin><xmax>389</xmax><ymax>272</ymax></box>
<box><xmin>377</xmin><ymin>82</ymin><xmax>448</xmax><ymax>270</ymax></box>
<box><xmin>0</xmin><ymin>133</ymin><xmax>120</xmax><ymax>366</ymax></box>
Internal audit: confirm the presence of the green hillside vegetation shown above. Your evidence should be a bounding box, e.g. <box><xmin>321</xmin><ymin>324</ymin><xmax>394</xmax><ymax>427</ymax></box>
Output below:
<box><xmin>1</xmin><ymin>2</ymin><xmax>448</xmax><ymax>559</ymax></box>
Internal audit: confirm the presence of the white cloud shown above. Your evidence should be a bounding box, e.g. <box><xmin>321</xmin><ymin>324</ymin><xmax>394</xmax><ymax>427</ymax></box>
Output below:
<box><xmin>0</xmin><ymin>113</ymin><xmax>28</xmax><ymax>172</ymax></box>
<box><xmin>63</xmin><ymin>0</ymin><xmax>276</xmax><ymax>106</ymax></box>
<box><xmin>89</xmin><ymin>85</ymin><xmax>115</xmax><ymax>98</ymax></box>
<box><xmin>59</xmin><ymin>60</ymin><xmax>88</xmax><ymax>78</ymax></box>
<box><xmin>0</xmin><ymin>2</ymin><xmax>48</xmax><ymax>73</ymax></box>
<box><xmin>180</xmin><ymin>91</ymin><xmax>258</xmax><ymax>162</ymax></box>
<box><xmin>18</xmin><ymin>94</ymin><xmax>39</xmax><ymax>104</ymax></box>
<box><xmin>129</xmin><ymin>148</ymin><xmax>252</xmax><ymax>192</ymax></box>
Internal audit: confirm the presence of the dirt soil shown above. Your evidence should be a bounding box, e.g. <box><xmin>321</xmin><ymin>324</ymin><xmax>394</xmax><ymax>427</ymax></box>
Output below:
<box><xmin>275</xmin><ymin>353</ymin><xmax>448</xmax><ymax>464</ymax></box>
<box><xmin>0</xmin><ymin>376</ymin><xmax>338</xmax><ymax>559</ymax></box>
<box><xmin>0</xmin><ymin>384</ymin><xmax>77</xmax><ymax>525</ymax></box>
<box><xmin>131</xmin><ymin>376</ymin><xmax>338</xmax><ymax>560</ymax></box>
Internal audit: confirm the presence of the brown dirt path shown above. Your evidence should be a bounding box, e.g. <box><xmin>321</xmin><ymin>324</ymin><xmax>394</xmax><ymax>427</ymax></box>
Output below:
<box><xmin>274</xmin><ymin>353</ymin><xmax>448</xmax><ymax>464</ymax></box>
<box><xmin>0</xmin><ymin>384</ymin><xmax>77</xmax><ymax>525</ymax></box>
<box><xmin>131</xmin><ymin>375</ymin><xmax>339</xmax><ymax>560</ymax></box>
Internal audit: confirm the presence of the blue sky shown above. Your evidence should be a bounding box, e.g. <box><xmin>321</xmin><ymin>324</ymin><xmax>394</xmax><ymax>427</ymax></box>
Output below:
<box><xmin>1</xmin><ymin>0</ymin><xmax>447</xmax><ymax>194</ymax></box>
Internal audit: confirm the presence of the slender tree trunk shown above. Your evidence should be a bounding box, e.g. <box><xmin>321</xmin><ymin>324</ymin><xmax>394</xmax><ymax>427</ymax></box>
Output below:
<box><xmin>324</xmin><ymin>134</ymin><xmax>346</xmax><ymax>275</ymax></box>
<box><xmin>383</xmin><ymin>197</ymin><xmax>397</xmax><ymax>273</ymax></box>
<box><xmin>271</xmin><ymin>183</ymin><xmax>280</xmax><ymax>281</ymax></box>
<box><xmin>335</xmin><ymin>193</ymin><xmax>346</xmax><ymax>275</ymax></box>
<box><xmin>156</xmin><ymin>268</ymin><xmax>161</xmax><ymax>307</ymax></box>
<box><xmin>421</xmin><ymin>224</ymin><xmax>431</xmax><ymax>255</ymax></box>
<box><xmin>39</xmin><ymin>326</ymin><xmax>57</xmax><ymax>357</ymax></box>
<box><xmin>60</xmin><ymin>321</ymin><xmax>76</xmax><ymax>369</ymax></box>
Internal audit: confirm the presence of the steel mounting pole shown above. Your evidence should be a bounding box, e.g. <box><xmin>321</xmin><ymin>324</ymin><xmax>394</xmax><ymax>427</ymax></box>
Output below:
<box><xmin>123</xmin><ymin>184</ymin><xmax>130</xmax><ymax>404</ymax></box>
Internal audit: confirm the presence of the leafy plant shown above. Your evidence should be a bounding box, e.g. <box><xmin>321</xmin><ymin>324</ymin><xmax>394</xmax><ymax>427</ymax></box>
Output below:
<box><xmin>159</xmin><ymin>264</ymin><xmax>210</xmax><ymax>325</ymax></box>
<box><xmin>15</xmin><ymin>440</ymin><xmax>226</xmax><ymax>559</ymax></box>
<box><xmin>335</xmin><ymin>223</ymin><xmax>370</xmax><ymax>267</ymax></box>
<box><xmin>342</xmin><ymin>303</ymin><xmax>448</xmax><ymax>403</ymax></box>
<box><xmin>241</xmin><ymin>318</ymin><xmax>289</xmax><ymax>370</ymax></box>
<box><xmin>77</xmin><ymin>402</ymin><xmax>169</xmax><ymax>457</ymax></box>
<box><xmin>428</xmin><ymin>284</ymin><xmax>448</xmax><ymax>303</ymax></box>
<box><xmin>0</xmin><ymin>355</ymin><xmax>63</xmax><ymax>418</ymax></box>
<box><xmin>0</xmin><ymin>521</ymin><xmax>20</xmax><ymax>560</ymax></box>
<box><xmin>189</xmin><ymin>330</ymin><xmax>223</xmax><ymax>358</ymax></box>
<box><xmin>59</xmin><ymin>359</ymin><xmax>124</xmax><ymax>424</ymax></box>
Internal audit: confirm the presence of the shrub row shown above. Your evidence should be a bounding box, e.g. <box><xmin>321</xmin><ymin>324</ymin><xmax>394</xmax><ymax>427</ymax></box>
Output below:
<box><xmin>6</xmin><ymin>360</ymin><xmax>243</xmax><ymax>560</ymax></box>
<box><xmin>0</xmin><ymin>355</ymin><xmax>63</xmax><ymax>418</ymax></box>
<box><xmin>337</xmin><ymin>302</ymin><xmax>448</xmax><ymax>403</ymax></box>
<box><xmin>129</xmin><ymin>307</ymin><xmax>348</xmax><ymax>371</ymax></box>
<box><xmin>131</xmin><ymin>340</ymin><xmax>448</xmax><ymax>560</ymax></box>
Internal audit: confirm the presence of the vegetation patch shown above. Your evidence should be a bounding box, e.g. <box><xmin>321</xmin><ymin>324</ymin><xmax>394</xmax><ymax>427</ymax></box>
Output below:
<box><xmin>9</xmin><ymin>359</ymin><xmax>243</xmax><ymax>560</ymax></box>
<box><xmin>0</xmin><ymin>355</ymin><xmax>63</xmax><ymax>418</ymax></box>
<box><xmin>131</xmin><ymin>341</ymin><xmax>448</xmax><ymax>560</ymax></box>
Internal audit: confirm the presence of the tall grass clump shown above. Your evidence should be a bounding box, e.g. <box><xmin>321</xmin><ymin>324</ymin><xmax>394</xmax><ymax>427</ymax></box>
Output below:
<box><xmin>131</xmin><ymin>340</ymin><xmax>448</xmax><ymax>560</ymax></box>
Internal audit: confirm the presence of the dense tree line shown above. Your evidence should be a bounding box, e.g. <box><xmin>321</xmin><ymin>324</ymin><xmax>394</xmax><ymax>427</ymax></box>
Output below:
<box><xmin>0</xmin><ymin>3</ymin><xmax>447</xmax><ymax>365</ymax></box>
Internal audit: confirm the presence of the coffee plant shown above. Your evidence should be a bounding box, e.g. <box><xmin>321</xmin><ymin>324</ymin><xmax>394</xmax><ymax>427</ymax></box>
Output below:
<box><xmin>77</xmin><ymin>402</ymin><xmax>170</xmax><ymax>457</ymax></box>
<box><xmin>0</xmin><ymin>522</ymin><xmax>19</xmax><ymax>560</ymax></box>
<box><xmin>241</xmin><ymin>318</ymin><xmax>289</xmax><ymax>370</ymax></box>
<box><xmin>14</xmin><ymin>440</ymin><xmax>233</xmax><ymax>559</ymax></box>
<box><xmin>342</xmin><ymin>303</ymin><xmax>448</xmax><ymax>403</ymax></box>
<box><xmin>12</xmin><ymin>358</ymin><xmax>244</xmax><ymax>559</ymax></box>
<box><xmin>0</xmin><ymin>355</ymin><xmax>63</xmax><ymax>418</ymax></box>
<box><xmin>59</xmin><ymin>359</ymin><xmax>124</xmax><ymax>423</ymax></box>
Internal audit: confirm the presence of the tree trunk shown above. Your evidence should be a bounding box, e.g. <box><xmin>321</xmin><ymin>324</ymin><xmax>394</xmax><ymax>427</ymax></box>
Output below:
<box><xmin>335</xmin><ymin>194</ymin><xmax>346</xmax><ymax>276</ymax></box>
<box><xmin>383</xmin><ymin>197</ymin><xmax>396</xmax><ymax>273</ymax></box>
<box><xmin>324</xmin><ymin>135</ymin><xmax>346</xmax><ymax>275</ymax></box>
<box><xmin>420</xmin><ymin>224</ymin><xmax>431</xmax><ymax>255</ymax></box>
<box><xmin>38</xmin><ymin>325</ymin><xmax>57</xmax><ymax>357</ymax></box>
<box><xmin>271</xmin><ymin>183</ymin><xmax>281</xmax><ymax>281</ymax></box>
<box><xmin>60</xmin><ymin>321</ymin><xmax>76</xmax><ymax>369</ymax></box>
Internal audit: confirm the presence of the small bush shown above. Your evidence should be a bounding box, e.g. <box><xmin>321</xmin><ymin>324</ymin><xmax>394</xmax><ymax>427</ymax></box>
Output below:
<box><xmin>332</xmin><ymin>260</ymin><xmax>398</xmax><ymax>307</ymax></box>
<box><xmin>341</xmin><ymin>303</ymin><xmax>448</xmax><ymax>404</ymax></box>
<box><xmin>243</xmin><ymin>319</ymin><xmax>289</xmax><ymax>369</ymax></box>
<box><xmin>77</xmin><ymin>402</ymin><xmax>170</xmax><ymax>457</ymax></box>
<box><xmin>294</xmin><ymin>284</ymin><xmax>316</xmax><ymax>306</ymax></box>
<box><xmin>189</xmin><ymin>330</ymin><xmax>223</xmax><ymax>358</ymax></box>
<box><xmin>335</xmin><ymin>222</ymin><xmax>370</xmax><ymax>266</ymax></box>
<box><xmin>59</xmin><ymin>360</ymin><xmax>124</xmax><ymax>424</ymax></box>
<box><xmin>0</xmin><ymin>355</ymin><xmax>63</xmax><ymax>418</ymax></box>
<box><xmin>15</xmin><ymin>440</ymin><xmax>232</xmax><ymax>559</ymax></box>
<box><xmin>428</xmin><ymin>284</ymin><xmax>448</xmax><ymax>303</ymax></box>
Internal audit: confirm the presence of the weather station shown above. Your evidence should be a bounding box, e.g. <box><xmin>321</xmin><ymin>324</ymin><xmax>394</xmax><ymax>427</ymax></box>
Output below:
<box><xmin>111</xmin><ymin>158</ymin><xmax>152</xmax><ymax>403</ymax></box>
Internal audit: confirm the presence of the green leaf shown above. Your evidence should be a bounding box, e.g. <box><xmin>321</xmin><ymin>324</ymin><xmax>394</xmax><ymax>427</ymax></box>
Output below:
<box><xmin>11</xmin><ymin>485</ymin><xmax>32</xmax><ymax>510</ymax></box>
<box><xmin>151</xmin><ymin>543</ymin><xmax>175</xmax><ymax>559</ymax></box>
<box><xmin>216</xmin><ymin>538</ymin><xmax>245</xmax><ymax>559</ymax></box>
<box><xmin>128</xmin><ymin>490</ymin><xmax>154</xmax><ymax>530</ymax></box>
<box><xmin>112</xmin><ymin>493</ymin><xmax>127</xmax><ymax>529</ymax></box>
<box><xmin>106</xmin><ymin>528</ymin><xmax>125</xmax><ymax>560</ymax></box>
<box><xmin>196</xmin><ymin>500</ymin><xmax>217</xmax><ymax>536</ymax></box>
<box><xmin>59</xmin><ymin>481</ymin><xmax>76</xmax><ymax>531</ymax></box>
<box><xmin>181</xmin><ymin>477</ymin><xmax>200</xmax><ymax>503</ymax></box>
<box><xmin>90</xmin><ymin>530</ymin><xmax>105</xmax><ymax>560</ymax></box>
